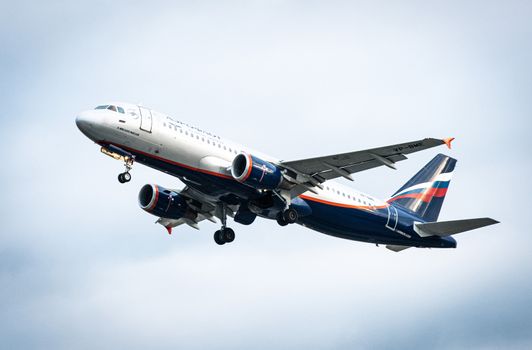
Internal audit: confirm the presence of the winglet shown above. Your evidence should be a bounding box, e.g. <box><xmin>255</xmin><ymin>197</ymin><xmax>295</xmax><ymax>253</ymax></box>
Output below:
<box><xmin>443</xmin><ymin>137</ymin><xmax>455</xmax><ymax>149</ymax></box>
<box><xmin>165</xmin><ymin>226</ymin><xmax>172</xmax><ymax>235</ymax></box>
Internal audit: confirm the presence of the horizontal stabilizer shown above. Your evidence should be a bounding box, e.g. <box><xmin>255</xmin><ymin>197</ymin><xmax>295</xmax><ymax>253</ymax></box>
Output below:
<box><xmin>415</xmin><ymin>218</ymin><xmax>499</xmax><ymax>237</ymax></box>
<box><xmin>386</xmin><ymin>245</ymin><xmax>411</xmax><ymax>252</ymax></box>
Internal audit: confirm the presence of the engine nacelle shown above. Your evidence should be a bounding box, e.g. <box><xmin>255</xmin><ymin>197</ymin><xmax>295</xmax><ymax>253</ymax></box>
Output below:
<box><xmin>231</xmin><ymin>153</ymin><xmax>284</xmax><ymax>190</ymax></box>
<box><xmin>138</xmin><ymin>184</ymin><xmax>188</xmax><ymax>219</ymax></box>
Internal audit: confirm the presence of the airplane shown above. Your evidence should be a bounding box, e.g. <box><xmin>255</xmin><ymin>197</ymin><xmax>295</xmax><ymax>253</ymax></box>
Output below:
<box><xmin>76</xmin><ymin>102</ymin><xmax>499</xmax><ymax>251</ymax></box>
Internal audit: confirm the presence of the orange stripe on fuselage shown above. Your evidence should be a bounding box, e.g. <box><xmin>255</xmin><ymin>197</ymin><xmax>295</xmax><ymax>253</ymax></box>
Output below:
<box><xmin>100</xmin><ymin>141</ymin><xmax>388</xmax><ymax>211</ymax></box>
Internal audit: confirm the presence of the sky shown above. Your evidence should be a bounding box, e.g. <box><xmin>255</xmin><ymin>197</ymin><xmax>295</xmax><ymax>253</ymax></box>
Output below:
<box><xmin>1</xmin><ymin>1</ymin><xmax>531</xmax><ymax>349</ymax></box>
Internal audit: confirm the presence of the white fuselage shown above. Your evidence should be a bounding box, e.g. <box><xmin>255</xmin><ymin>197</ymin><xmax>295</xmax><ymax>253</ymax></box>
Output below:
<box><xmin>76</xmin><ymin>102</ymin><xmax>387</xmax><ymax>211</ymax></box>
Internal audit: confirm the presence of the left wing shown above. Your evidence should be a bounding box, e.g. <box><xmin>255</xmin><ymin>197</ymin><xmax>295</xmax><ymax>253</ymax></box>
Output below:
<box><xmin>156</xmin><ymin>213</ymin><xmax>215</xmax><ymax>234</ymax></box>
<box><xmin>279</xmin><ymin>138</ymin><xmax>453</xmax><ymax>195</ymax></box>
<box><xmin>154</xmin><ymin>186</ymin><xmax>232</xmax><ymax>234</ymax></box>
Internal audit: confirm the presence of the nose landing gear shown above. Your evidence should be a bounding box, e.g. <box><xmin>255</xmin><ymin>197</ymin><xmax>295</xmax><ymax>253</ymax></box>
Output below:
<box><xmin>118</xmin><ymin>172</ymin><xmax>131</xmax><ymax>183</ymax></box>
<box><xmin>118</xmin><ymin>157</ymin><xmax>134</xmax><ymax>184</ymax></box>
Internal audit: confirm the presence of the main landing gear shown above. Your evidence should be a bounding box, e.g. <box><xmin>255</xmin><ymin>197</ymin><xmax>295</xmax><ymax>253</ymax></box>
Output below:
<box><xmin>276</xmin><ymin>207</ymin><xmax>298</xmax><ymax>226</ymax></box>
<box><xmin>118</xmin><ymin>157</ymin><xmax>134</xmax><ymax>184</ymax></box>
<box><xmin>214</xmin><ymin>227</ymin><xmax>235</xmax><ymax>245</ymax></box>
<box><xmin>214</xmin><ymin>204</ymin><xmax>235</xmax><ymax>245</ymax></box>
<box><xmin>271</xmin><ymin>190</ymin><xmax>298</xmax><ymax>226</ymax></box>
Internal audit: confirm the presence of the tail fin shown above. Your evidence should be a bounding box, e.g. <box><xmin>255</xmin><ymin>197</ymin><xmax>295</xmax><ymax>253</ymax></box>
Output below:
<box><xmin>388</xmin><ymin>154</ymin><xmax>456</xmax><ymax>222</ymax></box>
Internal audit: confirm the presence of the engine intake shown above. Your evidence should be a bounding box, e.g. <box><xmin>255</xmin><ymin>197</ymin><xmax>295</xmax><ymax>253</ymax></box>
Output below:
<box><xmin>138</xmin><ymin>184</ymin><xmax>188</xmax><ymax>219</ymax></box>
<box><xmin>231</xmin><ymin>153</ymin><xmax>284</xmax><ymax>190</ymax></box>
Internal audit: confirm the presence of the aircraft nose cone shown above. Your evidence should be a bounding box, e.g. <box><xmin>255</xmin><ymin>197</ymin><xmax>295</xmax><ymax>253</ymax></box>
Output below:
<box><xmin>76</xmin><ymin>111</ymin><xmax>94</xmax><ymax>131</ymax></box>
<box><xmin>76</xmin><ymin>110</ymin><xmax>100</xmax><ymax>140</ymax></box>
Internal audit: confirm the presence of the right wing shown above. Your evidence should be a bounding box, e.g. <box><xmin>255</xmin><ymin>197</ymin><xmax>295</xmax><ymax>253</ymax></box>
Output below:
<box><xmin>279</xmin><ymin>137</ymin><xmax>454</xmax><ymax>196</ymax></box>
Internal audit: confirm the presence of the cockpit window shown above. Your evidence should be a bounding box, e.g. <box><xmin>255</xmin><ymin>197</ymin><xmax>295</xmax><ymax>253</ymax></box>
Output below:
<box><xmin>94</xmin><ymin>105</ymin><xmax>125</xmax><ymax>114</ymax></box>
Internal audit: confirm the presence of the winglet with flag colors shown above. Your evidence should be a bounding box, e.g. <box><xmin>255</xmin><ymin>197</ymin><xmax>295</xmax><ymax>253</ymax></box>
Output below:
<box><xmin>443</xmin><ymin>137</ymin><xmax>455</xmax><ymax>149</ymax></box>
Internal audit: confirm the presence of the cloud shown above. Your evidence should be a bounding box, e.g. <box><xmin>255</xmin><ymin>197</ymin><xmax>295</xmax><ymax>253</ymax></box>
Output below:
<box><xmin>1</xmin><ymin>0</ymin><xmax>531</xmax><ymax>349</ymax></box>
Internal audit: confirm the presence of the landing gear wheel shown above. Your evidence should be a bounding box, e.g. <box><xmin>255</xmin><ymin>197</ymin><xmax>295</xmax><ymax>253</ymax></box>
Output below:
<box><xmin>282</xmin><ymin>208</ymin><xmax>298</xmax><ymax>224</ymax></box>
<box><xmin>276</xmin><ymin>215</ymin><xmax>289</xmax><ymax>226</ymax></box>
<box><xmin>214</xmin><ymin>227</ymin><xmax>235</xmax><ymax>245</ymax></box>
<box><xmin>222</xmin><ymin>227</ymin><xmax>235</xmax><ymax>243</ymax></box>
<box><xmin>118</xmin><ymin>172</ymin><xmax>131</xmax><ymax>184</ymax></box>
<box><xmin>214</xmin><ymin>230</ymin><xmax>225</xmax><ymax>245</ymax></box>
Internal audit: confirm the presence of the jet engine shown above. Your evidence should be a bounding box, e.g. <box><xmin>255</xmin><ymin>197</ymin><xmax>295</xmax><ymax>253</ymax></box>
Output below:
<box><xmin>231</xmin><ymin>153</ymin><xmax>286</xmax><ymax>190</ymax></box>
<box><xmin>138</xmin><ymin>184</ymin><xmax>188</xmax><ymax>219</ymax></box>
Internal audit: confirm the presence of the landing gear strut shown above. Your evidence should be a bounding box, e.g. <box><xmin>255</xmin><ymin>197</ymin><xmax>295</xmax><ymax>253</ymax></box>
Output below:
<box><xmin>118</xmin><ymin>157</ymin><xmax>134</xmax><ymax>184</ymax></box>
<box><xmin>214</xmin><ymin>204</ymin><xmax>235</xmax><ymax>245</ymax></box>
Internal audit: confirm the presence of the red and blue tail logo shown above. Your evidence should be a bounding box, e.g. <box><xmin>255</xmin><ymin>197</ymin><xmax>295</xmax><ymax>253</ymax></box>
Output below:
<box><xmin>387</xmin><ymin>154</ymin><xmax>456</xmax><ymax>222</ymax></box>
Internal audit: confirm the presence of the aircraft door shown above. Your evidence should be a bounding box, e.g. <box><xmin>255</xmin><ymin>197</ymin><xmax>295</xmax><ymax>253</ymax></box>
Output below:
<box><xmin>139</xmin><ymin>106</ymin><xmax>153</xmax><ymax>133</ymax></box>
<box><xmin>386</xmin><ymin>205</ymin><xmax>399</xmax><ymax>231</ymax></box>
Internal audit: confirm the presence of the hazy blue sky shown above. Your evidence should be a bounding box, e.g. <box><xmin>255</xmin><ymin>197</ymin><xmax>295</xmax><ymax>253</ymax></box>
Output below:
<box><xmin>1</xmin><ymin>1</ymin><xmax>531</xmax><ymax>349</ymax></box>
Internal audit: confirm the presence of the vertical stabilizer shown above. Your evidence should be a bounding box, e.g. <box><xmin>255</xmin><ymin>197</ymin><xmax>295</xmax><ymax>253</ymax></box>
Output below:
<box><xmin>387</xmin><ymin>154</ymin><xmax>456</xmax><ymax>222</ymax></box>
